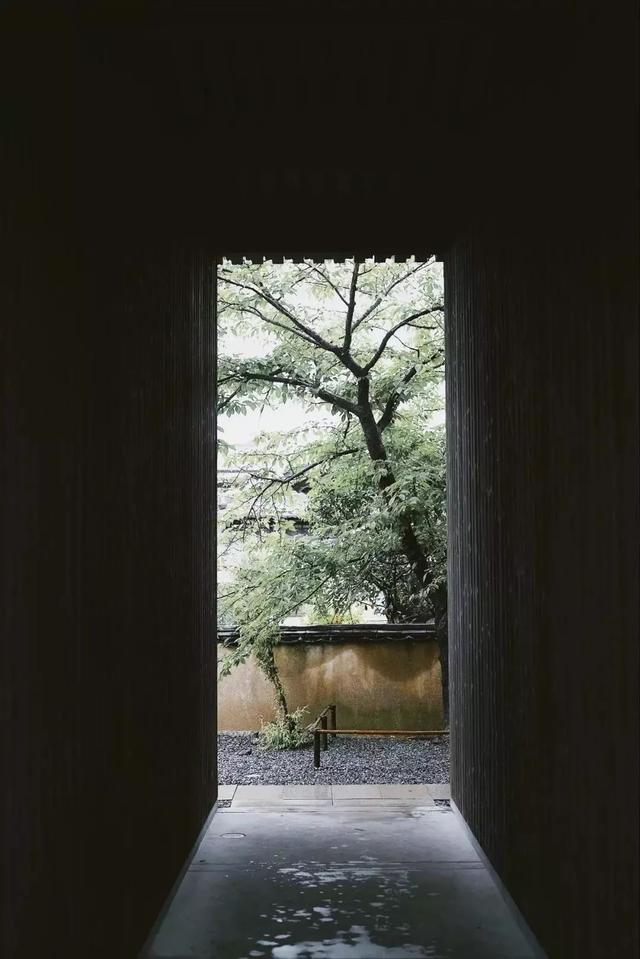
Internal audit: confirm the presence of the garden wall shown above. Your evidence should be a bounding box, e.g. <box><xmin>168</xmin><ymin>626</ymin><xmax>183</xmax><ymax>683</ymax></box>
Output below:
<box><xmin>218</xmin><ymin>626</ymin><xmax>444</xmax><ymax>731</ymax></box>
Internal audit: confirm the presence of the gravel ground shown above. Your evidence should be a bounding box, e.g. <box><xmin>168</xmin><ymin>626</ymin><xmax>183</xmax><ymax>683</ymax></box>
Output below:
<box><xmin>218</xmin><ymin>731</ymin><xmax>449</xmax><ymax>785</ymax></box>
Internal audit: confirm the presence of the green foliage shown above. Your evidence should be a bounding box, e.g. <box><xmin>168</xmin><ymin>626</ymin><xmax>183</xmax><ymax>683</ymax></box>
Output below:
<box><xmin>217</xmin><ymin>257</ymin><xmax>447</xmax><ymax>720</ymax></box>
<box><xmin>306</xmin><ymin>604</ymin><xmax>364</xmax><ymax>625</ymax></box>
<box><xmin>258</xmin><ymin>707</ymin><xmax>313</xmax><ymax>751</ymax></box>
<box><xmin>219</xmin><ymin>422</ymin><xmax>447</xmax><ymax>630</ymax></box>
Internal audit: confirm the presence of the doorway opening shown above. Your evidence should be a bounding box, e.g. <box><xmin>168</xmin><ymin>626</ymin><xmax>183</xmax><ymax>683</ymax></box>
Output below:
<box><xmin>215</xmin><ymin>255</ymin><xmax>449</xmax><ymax>806</ymax></box>
<box><xmin>139</xmin><ymin>250</ymin><xmax>552</xmax><ymax>959</ymax></box>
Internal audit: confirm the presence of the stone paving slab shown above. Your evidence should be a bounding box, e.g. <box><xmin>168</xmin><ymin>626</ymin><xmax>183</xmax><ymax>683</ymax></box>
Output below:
<box><xmin>327</xmin><ymin>799</ymin><xmax>439</xmax><ymax>807</ymax></box>
<box><xmin>427</xmin><ymin>783</ymin><xmax>451</xmax><ymax>799</ymax></box>
<box><xmin>233</xmin><ymin>785</ymin><xmax>332</xmax><ymax>806</ymax></box>
<box><xmin>332</xmin><ymin>784</ymin><xmax>383</xmax><ymax>799</ymax></box>
<box><xmin>233</xmin><ymin>784</ymin><xmax>284</xmax><ymax>803</ymax></box>
<box><xmin>228</xmin><ymin>783</ymin><xmax>448</xmax><ymax>807</ymax></box>
<box><xmin>217</xmin><ymin>785</ymin><xmax>237</xmax><ymax>801</ymax></box>
<box><xmin>379</xmin><ymin>784</ymin><xmax>435</xmax><ymax>801</ymax></box>
<box><xmin>282</xmin><ymin>784</ymin><xmax>332</xmax><ymax>800</ymax></box>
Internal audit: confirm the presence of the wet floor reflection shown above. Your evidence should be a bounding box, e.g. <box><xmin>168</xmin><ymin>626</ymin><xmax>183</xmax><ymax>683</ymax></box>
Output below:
<box><xmin>239</xmin><ymin>863</ymin><xmax>445</xmax><ymax>958</ymax></box>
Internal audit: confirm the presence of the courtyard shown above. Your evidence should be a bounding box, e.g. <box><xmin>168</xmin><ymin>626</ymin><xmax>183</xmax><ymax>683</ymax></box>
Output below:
<box><xmin>218</xmin><ymin>732</ymin><xmax>450</xmax><ymax>788</ymax></box>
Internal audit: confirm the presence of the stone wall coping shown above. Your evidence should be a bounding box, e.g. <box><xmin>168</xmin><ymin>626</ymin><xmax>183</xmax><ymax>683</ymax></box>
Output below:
<box><xmin>217</xmin><ymin>623</ymin><xmax>437</xmax><ymax>646</ymax></box>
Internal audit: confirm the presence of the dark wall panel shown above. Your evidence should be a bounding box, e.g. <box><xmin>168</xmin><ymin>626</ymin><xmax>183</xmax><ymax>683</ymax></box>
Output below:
<box><xmin>0</xmin><ymin>13</ymin><xmax>217</xmax><ymax>957</ymax></box>
<box><xmin>445</xmin><ymin>187</ymin><xmax>638</xmax><ymax>956</ymax></box>
<box><xmin>444</xmin><ymin>8</ymin><xmax>638</xmax><ymax>954</ymax></box>
<box><xmin>1</xmin><ymin>201</ymin><xmax>217</xmax><ymax>954</ymax></box>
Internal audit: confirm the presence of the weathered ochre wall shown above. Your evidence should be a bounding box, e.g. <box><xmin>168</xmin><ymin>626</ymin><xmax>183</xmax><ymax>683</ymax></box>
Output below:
<box><xmin>218</xmin><ymin>641</ymin><xmax>443</xmax><ymax>731</ymax></box>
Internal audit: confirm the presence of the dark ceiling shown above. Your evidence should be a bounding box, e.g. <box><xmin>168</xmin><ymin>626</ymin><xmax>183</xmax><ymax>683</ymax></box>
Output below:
<box><xmin>2</xmin><ymin>2</ymin><xmax>632</xmax><ymax>260</ymax></box>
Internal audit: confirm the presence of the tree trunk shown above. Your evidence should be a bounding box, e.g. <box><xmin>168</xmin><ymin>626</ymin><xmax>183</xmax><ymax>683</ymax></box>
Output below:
<box><xmin>273</xmin><ymin>671</ymin><xmax>291</xmax><ymax>721</ymax></box>
<box><xmin>255</xmin><ymin>643</ymin><xmax>292</xmax><ymax>725</ymax></box>
<box><xmin>356</xmin><ymin>379</ymin><xmax>432</xmax><ymax>593</ymax></box>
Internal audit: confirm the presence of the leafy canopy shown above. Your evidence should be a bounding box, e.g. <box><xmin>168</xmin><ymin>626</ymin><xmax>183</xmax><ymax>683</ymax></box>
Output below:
<box><xmin>217</xmin><ymin>257</ymin><xmax>446</xmax><ymax>681</ymax></box>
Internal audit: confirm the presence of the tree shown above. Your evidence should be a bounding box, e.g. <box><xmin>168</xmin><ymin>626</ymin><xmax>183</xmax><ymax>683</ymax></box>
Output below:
<box><xmin>217</xmin><ymin>258</ymin><xmax>449</xmax><ymax>724</ymax></box>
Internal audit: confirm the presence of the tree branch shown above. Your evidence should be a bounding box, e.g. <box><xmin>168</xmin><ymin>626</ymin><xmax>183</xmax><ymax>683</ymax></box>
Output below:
<box><xmin>219</xmin><ymin>447</ymin><xmax>360</xmax><ymax>489</ymax></box>
<box><xmin>374</xmin><ymin>347</ymin><xmax>445</xmax><ymax>431</ymax></box>
<box><xmin>376</xmin><ymin>367</ymin><xmax>419</xmax><ymax>432</ymax></box>
<box><xmin>217</xmin><ymin>384</ymin><xmax>244</xmax><ymax>414</ymax></box>
<box><xmin>343</xmin><ymin>262</ymin><xmax>360</xmax><ymax>352</ymax></box>
<box><xmin>226</xmin><ymin>367</ymin><xmax>360</xmax><ymax>414</ymax></box>
<box><xmin>351</xmin><ymin>259</ymin><xmax>436</xmax><ymax>333</ymax></box>
<box><xmin>218</xmin><ymin>299</ymin><xmax>319</xmax><ymax>347</ymax></box>
<box><xmin>219</xmin><ymin>273</ymin><xmax>343</xmax><ymax>357</ymax></box>
<box><xmin>363</xmin><ymin>304</ymin><xmax>444</xmax><ymax>372</ymax></box>
<box><xmin>308</xmin><ymin>265</ymin><xmax>350</xmax><ymax>308</ymax></box>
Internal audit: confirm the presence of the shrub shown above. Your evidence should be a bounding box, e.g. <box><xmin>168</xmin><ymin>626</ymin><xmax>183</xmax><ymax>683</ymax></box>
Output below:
<box><xmin>258</xmin><ymin>706</ymin><xmax>313</xmax><ymax>750</ymax></box>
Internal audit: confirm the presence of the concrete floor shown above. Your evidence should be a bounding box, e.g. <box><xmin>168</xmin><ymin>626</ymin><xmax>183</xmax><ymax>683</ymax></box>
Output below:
<box><xmin>142</xmin><ymin>801</ymin><xmax>543</xmax><ymax>959</ymax></box>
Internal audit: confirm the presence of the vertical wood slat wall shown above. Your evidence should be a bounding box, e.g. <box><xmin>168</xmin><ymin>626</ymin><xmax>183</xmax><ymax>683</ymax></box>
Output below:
<box><xmin>445</xmin><ymin>201</ymin><xmax>638</xmax><ymax>957</ymax></box>
<box><xmin>1</xmin><ymin>234</ymin><xmax>217</xmax><ymax>958</ymax></box>
<box><xmin>0</xmin><ymin>19</ymin><xmax>219</xmax><ymax>957</ymax></box>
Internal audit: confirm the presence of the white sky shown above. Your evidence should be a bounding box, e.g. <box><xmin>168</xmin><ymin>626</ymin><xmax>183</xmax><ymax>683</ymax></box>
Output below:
<box><xmin>219</xmin><ymin>328</ymin><xmax>336</xmax><ymax>447</ymax></box>
<box><xmin>221</xmin><ymin>402</ymin><xmax>321</xmax><ymax>447</ymax></box>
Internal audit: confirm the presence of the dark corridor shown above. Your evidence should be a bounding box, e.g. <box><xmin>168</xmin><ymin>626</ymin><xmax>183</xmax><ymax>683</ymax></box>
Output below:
<box><xmin>1</xmin><ymin>3</ymin><xmax>637</xmax><ymax>958</ymax></box>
